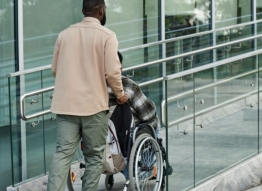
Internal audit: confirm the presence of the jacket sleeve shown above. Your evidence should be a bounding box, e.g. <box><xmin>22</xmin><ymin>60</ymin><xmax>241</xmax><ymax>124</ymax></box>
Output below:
<box><xmin>104</xmin><ymin>33</ymin><xmax>124</xmax><ymax>99</ymax></box>
<box><xmin>51</xmin><ymin>34</ymin><xmax>61</xmax><ymax>77</ymax></box>
<box><xmin>129</xmin><ymin>82</ymin><xmax>157</xmax><ymax>122</ymax></box>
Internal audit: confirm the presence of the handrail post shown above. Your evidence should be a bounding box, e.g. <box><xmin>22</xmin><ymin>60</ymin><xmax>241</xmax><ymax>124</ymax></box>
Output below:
<box><xmin>8</xmin><ymin>77</ymin><xmax>14</xmax><ymax>186</ymax></box>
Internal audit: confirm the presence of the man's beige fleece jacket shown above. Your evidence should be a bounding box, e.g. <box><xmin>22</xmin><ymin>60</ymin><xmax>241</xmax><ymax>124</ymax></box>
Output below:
<box><xmin>51</xmin><ymin>17</ymin><xmax>124</xmax><ymax>116</ymax></box>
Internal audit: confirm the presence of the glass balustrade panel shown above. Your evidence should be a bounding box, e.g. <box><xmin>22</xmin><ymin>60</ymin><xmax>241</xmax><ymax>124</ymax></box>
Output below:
<box><xmin>194</xmin><ymin>63</ymin><xmax>259</xmax><ymax>185</ymax></box>
<box><xmin>0</xmin><ymin>0</ymin><xmax>15</xmax><ymax>189</ymax></box>
<box><xmin>24</xmin><ymin>70</ymin><xmax>55</xmax><ymax>177</ymax></box>
<box><xmin>166</xmin><ymin>77</ymin><xmax>194</xmax><ymax>191</ymax></box>
<box><xmin>258</xmin><ymin>54</ymin><xmax>262</xmax><ymax>152</ymax></box>
<box><xmin>8</xmin><ymin>69</ymin><xmax>55</xmax><ymax>183</ymax></box>
<box><xmin>43</xmin><ymin>114</ymin><xmax>57</xmax><ymax>172</ymax></box>
<box><xmin>22</xmin><ymin>70</ymin><xmax>53</xmax><ymax>118</ymax></box>
<box><xmin>9</xmin><ymin>76</ymin><xmax>25</xmax><ymax>185</ymax></box>
<box><xmin>25</xmin><ymin>117</ymin><xmax>45</xmax><ymax>179</ymax></box>
<box><xmin>215</xmin><ymin>56</ymin><xmax>257</xmax><ymax>105</ymax></box>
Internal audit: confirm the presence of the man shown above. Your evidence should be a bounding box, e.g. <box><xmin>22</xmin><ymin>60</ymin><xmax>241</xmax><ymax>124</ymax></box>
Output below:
<box><xmin>47</xmin><ymin>0</ymin><xmax>128</xmax><ymax>191</ymax></box>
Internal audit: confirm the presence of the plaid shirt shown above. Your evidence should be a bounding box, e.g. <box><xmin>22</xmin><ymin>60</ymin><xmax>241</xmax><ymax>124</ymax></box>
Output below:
<box><xmin>108</xmin><ymin>76</ymin><xmax>159</xmax><ymax>130</ymax></box>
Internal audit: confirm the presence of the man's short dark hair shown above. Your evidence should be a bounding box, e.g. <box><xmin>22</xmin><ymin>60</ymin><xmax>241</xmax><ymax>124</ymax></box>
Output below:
<box><xmin>117</xmin><ymin>51</ymin><xmax>123</xmax><ymax>64</ymax></box>
<box><xmin>83</xmin><ymin>0</ymin><xmax>105</xmax><ymax>12</ymax></box>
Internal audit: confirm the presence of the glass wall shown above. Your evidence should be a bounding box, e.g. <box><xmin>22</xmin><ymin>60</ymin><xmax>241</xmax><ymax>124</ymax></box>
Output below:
<box><xmin>165</xmin><ymin>54</ymin><xmax>260</xmax><ymax>191</ymax></box>
<box><xmin>6</xmin><ymin>0</ymin><xmax>162</xmax><ymax>188</ymax></box>
<box><xmin>216</xmin><ymin>0</ymin><xmax>253</xmax><ymax>62</ymax></box>
<box><xmin>0</xmin><ymin>0</ymin><xmax>15</xmax><ymax>130</ymax></box>
<box><xmin>258</xmin><ymin>22</ymin><xmax>262</xmax><ymax>49</ymax></box>
<box><xmin>0</xmin><ymin>0</ymin><xmax>15</xmax><ymax>190</ymax></box>
<box><xmin>165</xmin><ymin>0</ymin><xmax>212</xmax><ymax>76</ymax></box>
<box><xmin>106</xmin><ymin>0</ymin><xmax>160</xmax><ymax>65</ymax></box>
<box><xmin>106</xmin><ymin>0</ymin><xmax>162</xmax><ymax>113</ymax></box>
<box><xmin>8</xmin><ymin>0</ymin><xmax>82</xmax><ymax>186</ymax></box>
<box><xmin>21</xmin><ymin>0</ymin><xmax>82</xmax><ymax>180</ymax></box>
<box><xmin>2</xmin><ymin>0</ymin><xmax>262</xmax><ymax>190</ymax></box>
<box><xmin>23</xmin><ymin>1</ymin><xmax>82</xmax><ymax>70</ymax></box>
<box><xmin>257</xmin><ymin>0</ymin><xmax>262</xmax><ymax>20</ymax></box>
<box><xmin>215</xmin><ymin>0</ymin><xmax>252</xmax><ymax>28</ymax></box>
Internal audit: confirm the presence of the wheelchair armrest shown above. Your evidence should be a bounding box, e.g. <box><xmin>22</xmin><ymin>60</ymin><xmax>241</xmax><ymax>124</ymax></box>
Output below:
<box><xmin>135</xmin><ymin>120</ymin><xmax>154</xmax><ymax>128</ymax></box>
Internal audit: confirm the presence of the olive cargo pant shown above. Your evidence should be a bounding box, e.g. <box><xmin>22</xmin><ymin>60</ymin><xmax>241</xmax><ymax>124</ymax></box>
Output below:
<box><xmin>47</xmin><ymin>111</ymin><xmax>108</xmax><ymax>191</ymax></box>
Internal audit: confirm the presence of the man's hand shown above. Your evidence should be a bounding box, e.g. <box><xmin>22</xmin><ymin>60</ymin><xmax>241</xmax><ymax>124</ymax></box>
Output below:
<box><xmin>117</xmin><ymin>93</ymin><xmax>129</xmax><ymax>104</ymax></box>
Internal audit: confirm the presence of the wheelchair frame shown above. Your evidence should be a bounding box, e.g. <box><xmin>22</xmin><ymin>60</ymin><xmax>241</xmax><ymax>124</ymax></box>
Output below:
<box><xmin>67</xmin><ymin>120</ymin><xmax>165</xmax><ymax>191</ymax></box>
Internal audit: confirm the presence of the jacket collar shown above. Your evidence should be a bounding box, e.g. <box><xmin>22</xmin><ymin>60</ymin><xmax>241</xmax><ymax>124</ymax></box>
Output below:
<box><xmin>82</xmin><ymin>17</ymin><xmax>101</xmax><ymax>25</ymax></box>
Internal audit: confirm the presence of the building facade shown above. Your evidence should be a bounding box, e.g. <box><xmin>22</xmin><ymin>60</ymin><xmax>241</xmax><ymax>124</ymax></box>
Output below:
<box><xmin>1</xmin><ymin>0</ymin><xmax>262</xmax><ymax>190</ymax></box>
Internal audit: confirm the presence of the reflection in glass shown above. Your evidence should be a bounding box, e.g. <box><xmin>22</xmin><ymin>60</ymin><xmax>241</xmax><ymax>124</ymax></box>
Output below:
<box><xmin>258</xmin><ymin>23</ymin><xmax>262</xmax><ymax>49</ymax></box>
<box><xmin>216</xmin><ymin>23</ymin><xmax>254</xmax><ymax>62</ymax></box>
<box><xmin>257</xmin><ymin>1</ymin><xmax>262</xmax><ymax>20</ymax></box>
<box><xmin>165</xmin><ymin>0</ymin><xmax>212</xmax><ymax>75</ymax></box>
<box><xmin>107</xmin><ymin>0</ymin><xmax>160</xmax><ymax>67</ymax></box>
<box><xmin>215</xmin><ymin>0</ymin><xmax>251</xmax><ymax>28</ymax></box>
<box><xmin>107</xmin><ymin>0</ymin><xmax>162</xmax><ymax>104</ymax></box>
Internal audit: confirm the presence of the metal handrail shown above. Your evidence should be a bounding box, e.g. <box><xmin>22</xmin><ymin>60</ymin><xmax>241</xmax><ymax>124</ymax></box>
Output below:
<box><xmin>20</xmin><ymin>87</ymin><xmax>54</xmax><ymax>120</ymax></box>
<box><xmin>7</xmin><ymin>65</ymin><xmax>52</xmax><ymax>77</ymax></box>
<box><xmin>139</xmin><ymin>77</ymin><xmax>164</xmax><ymax>87</ymax></box>
<box><xmin>122</xmin><ymin>33</ymin><xmax>262</xmax><ymax>72</ymax></box>
<box><xmin>161</xmin><ymin>47</ymin><xmax>262</xmax><ymax>127</ymax></box>
<box><xmin>167</xmin><ymin>68</ymin><xmax>257</xmax><ymax>103</ymax></box>
<box><xmin>120</xmin><ymin>20</ymin><xmax>262</xmax><ymax>53</ymax></box>
<box><xmin>7</xmin><ymin>22</ymin><xmax>262</xmax><ymax>77</ymax></box>
<box><xmin>12</xmin><ymin>22</ymin><xmax>262</xmax><ymax>121</ymax></box>
<box><xmin>136</xmin><ymin>48</ymin><xmax>262</xmax><ymax>88</ymax></box>
<box><xmin>164</xmin><ymin>49</ymin><xmax>262</xmax><ymax>80</ymax></box>
<box><xmin>162</xmin><ymin>88</ymin><xmax>261</xmax><ymax>128</ymax></box>
<box><xmin>20</xmin><ymin>49</ymin><xmax>262</xmax><ymax>121</ymax></box>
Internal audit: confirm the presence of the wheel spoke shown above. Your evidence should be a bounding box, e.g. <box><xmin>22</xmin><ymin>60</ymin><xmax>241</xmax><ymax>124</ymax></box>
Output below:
<box><xmin>129</xmin><ymin>134</ymin><xmax>163</xmax><ymax>191</ymax></box>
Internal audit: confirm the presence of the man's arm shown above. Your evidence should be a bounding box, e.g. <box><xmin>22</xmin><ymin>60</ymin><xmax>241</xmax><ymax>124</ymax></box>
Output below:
<box><xmin>104</xmin><ymin>33</ymin><xmax>128</xmax><ymax>103</ymax></box>
<box><xmin>51</xmin><ymin>34</ymin><xmax>61</xmax><ymax>77</ymax></box>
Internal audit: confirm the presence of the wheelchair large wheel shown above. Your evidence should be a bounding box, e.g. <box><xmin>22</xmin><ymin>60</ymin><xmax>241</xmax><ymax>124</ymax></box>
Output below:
<box><xmin>129</xmin><ymin>134</ymin><xmax>163</xmax><ymax>191</ymax></box>
<box><xmin>67</xmin><ymin>145</ymin><xmax>85</xmax><ymax>191</ymax></box>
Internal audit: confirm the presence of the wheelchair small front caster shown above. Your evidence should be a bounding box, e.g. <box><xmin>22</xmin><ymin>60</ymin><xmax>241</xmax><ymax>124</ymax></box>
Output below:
<box><xmin>105</xmin><ymin>175</ymin><xmax>114</xmax><ymax>190</ymax></box>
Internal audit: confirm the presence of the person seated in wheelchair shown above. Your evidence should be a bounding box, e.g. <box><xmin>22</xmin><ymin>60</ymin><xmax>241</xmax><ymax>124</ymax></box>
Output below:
<box><xmin>108</xmin><ymin>51</ymin><xmax>159</xmax><ymax>136</ymax></box>
<box><xmin>107</xmin><ymin>51</ymin><xmax>173</xmax><ymax>180</ymax></box>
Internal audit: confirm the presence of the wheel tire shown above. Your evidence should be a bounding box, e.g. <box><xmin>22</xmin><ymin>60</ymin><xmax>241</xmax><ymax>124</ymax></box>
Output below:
<box><xmin>160</xmin><ymin>166</ymin><xmax>166</xmax><ymax>191</ymax></box>
<box><xmin>129</xmin><ymin>134</ymin><xmax>163</xmax><ymax>191</ymax></box>
<box><xmin>105</xmin><ymin>175</ymin><xmax>114</xmax><ymax>190</ymax></box>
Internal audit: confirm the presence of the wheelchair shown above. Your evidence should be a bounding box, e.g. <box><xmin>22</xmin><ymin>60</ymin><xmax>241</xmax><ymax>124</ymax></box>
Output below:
<box><xmin>67</xmin><ymin>104</ymin><xmax>169</xmax><ymax>191</ymax></box>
